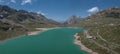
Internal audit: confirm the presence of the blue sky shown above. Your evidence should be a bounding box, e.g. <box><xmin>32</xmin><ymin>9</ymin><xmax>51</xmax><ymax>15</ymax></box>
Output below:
<box><xmin>0</xmin><ymin>0</ymin><xmax>120</xmax><ymax>22</ymax></box>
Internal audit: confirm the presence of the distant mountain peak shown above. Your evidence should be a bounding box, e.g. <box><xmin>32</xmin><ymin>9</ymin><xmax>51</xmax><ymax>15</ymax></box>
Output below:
<box><xmin>64</xmin><ymin>15</ymin><xmax>83</xmax><ymax>25</ymax></box>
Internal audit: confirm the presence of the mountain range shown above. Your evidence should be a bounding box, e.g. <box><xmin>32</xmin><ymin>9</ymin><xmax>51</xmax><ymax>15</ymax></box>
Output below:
<box><xmin>0</xmin><ymin>5</ymin><xmax>61</xmax><ymax>31</ymax></box>
<box><xmin>0</xmin><ymin>5</ymin><xmax>61</xmax><ymax>40</ymax></box>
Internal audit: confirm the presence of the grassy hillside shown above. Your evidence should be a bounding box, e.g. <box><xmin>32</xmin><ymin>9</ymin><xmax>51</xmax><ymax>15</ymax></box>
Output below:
<box><xmin>78</xmin><ymin>25</ymin><xmax>120</xmax><ymax>54</ymax></box>
<box><xmin>73</xmin><ymin>7</ymin><xmax>120</xmax><ymax>54</ymax></box>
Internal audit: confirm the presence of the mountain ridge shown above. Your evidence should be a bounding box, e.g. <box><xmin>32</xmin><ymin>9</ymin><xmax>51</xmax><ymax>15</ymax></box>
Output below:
<box><xmin>0</xmin><ymin>5</ymin><xmax>61</xmax><ymax>40</ymax></box>
<box><xmin>0</xmin><ymin>5</ymin><xmax>61</xmax><ymax>29</ymax></box>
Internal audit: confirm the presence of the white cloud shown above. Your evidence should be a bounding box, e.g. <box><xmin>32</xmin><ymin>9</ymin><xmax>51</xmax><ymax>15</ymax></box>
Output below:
<box><xmin>88</xmin><ymin>7</ymin><xmax>99</xmax><ymax>13</ymax></box>
<box><xmin>37</xmin><ymin>11</ymin><xmax>45</xmax><ymax>15</ymax></box>
<box><xmin>11</xmin><ymin>0</ymin><xmax>16</xmax><ymax>3</ymax></box>
<box><xmin>21</xmin><ymin>0</ymin><xmax>32</xmax><ymax>5</ymax></box>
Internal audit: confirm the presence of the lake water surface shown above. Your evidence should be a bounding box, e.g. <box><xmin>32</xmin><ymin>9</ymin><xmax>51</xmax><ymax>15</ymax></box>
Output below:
<box><xmin>0</xmin><ymin>27</ymin><xmax>88</xmax><ymax>54</ymax></box>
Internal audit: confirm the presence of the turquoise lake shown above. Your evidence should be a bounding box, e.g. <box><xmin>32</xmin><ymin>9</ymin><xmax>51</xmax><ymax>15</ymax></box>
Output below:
<box><xmin>0</xmin><ymin>27</ymin><xmax>88</xmax><ymax>54</ymax></box>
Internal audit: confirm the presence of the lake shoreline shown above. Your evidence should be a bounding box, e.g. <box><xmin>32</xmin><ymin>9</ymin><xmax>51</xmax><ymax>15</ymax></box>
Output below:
<box><xmin>74</xmin><ymin>33</ymin><xmax>98</xmax><ymax>54</ymax></box>
<box><xmin>0</xmin><ymin>27</ymin><xmax>91</xmax><ymax>54</ymax></box>
<box><xmin>0</xmin><ymin>27</ymin><xmax>97</xmax><ymax>54</ymax></box>
<box><xmin>0</xmin><ymin>28</ymin><xmax>50</xmax><ymax>43</ymax></box>
<box><xmin>27</xmin><ymin>28</ymin><xmax>50</xmax><ymax>35</ymax></box>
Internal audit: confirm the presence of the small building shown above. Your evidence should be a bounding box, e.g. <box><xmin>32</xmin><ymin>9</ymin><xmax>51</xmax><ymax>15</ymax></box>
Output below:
<box><xmin>86</xmin><ymin>35</ymin><xmax>97</xmax><ymax>39</ymax></box>
<box><xmin>86</xmin><ymin>35</ymin><xmax>93</xmax><ymax>39</ymax></box>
